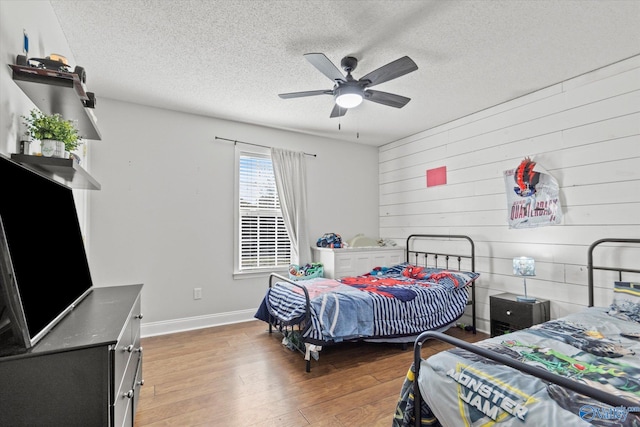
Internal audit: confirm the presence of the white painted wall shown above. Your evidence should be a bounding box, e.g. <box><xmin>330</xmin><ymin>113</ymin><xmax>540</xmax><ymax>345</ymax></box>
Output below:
<box><xmin>87</xmin><ymin>99</ymin><xmax>379</xmax><ymax>335</ymax></box>
<box><xmin>379</xmin><ymin>56</ymin><xmax>640</xmax><ymax>333</ymax></box>
<box><xmin>0</xmin><ymin>1</ymin><xmax>380</xmax><ymax>336</ymax></box>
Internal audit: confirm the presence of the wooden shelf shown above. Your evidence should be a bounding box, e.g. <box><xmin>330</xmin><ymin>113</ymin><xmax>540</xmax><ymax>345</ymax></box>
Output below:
<box><xmin>10</xmin><ymin>154</ymin><xmax>101</xmax><ymax>190</ymax></box>
<box><xmin>9</xmin><ymin>64</ymin><xmax>101</xmax><ymax>141</ymax></box>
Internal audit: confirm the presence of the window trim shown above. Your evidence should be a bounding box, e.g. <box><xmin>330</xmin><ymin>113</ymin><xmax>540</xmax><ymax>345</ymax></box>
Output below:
<box><xmin>233</xmin><ymin>145</ymin><xmax>290</xmax><ymax>278</ymax></box>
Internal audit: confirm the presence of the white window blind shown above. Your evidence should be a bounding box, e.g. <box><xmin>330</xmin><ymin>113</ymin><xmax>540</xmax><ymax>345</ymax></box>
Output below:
<box><xmin>238</xmin><ymin>154</ymin><xmax>291</xmax><ymax>270</ymax></box>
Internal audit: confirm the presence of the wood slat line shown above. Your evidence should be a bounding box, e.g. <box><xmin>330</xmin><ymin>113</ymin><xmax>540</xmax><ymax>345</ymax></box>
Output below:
<box><xmin>133</xmin><ymin>320</ymin><xmax>488</xmax><ymax>426</ymax></box>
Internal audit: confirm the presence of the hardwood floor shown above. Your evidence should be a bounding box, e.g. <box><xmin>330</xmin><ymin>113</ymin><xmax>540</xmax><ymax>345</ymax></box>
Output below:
<box><xmin>134</xmin><ymin>320</ymin><xmax>488</xmax><ymax>427</ymax></box>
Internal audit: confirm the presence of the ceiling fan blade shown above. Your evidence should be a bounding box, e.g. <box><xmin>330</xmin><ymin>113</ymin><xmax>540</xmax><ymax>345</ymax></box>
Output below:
<box><xmin>330</xmin><ymin>104</ymin><xmax>347</xmax><ymax>118</ymax></box>
<box><xmin>304</xmin><ymin>53</ymin><xmax>345</xmax><ymax>83</ymax></box>
<box><xmin>279</xmin><ymin>89</ymin><xmax>332</xmax><ymax>99</ymax></box>
<box><xmin>365</xmin><ymin>90</ymin><xmax>411</xmax><ymax>108</ymax></box>
<box><xmin>359</xmin><ymin>56</ymin><xmax>418</xmax><ymax>87</ymax></box>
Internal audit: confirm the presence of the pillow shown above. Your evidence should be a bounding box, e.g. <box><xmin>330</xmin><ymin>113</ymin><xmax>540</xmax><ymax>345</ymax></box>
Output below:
<box><xmin>611</xmin><ymin>281</ymin><xmax>640</xmax><ymax>308</ymax></box>
<box><xmin>386</xmin><ymin>262</ymin><xmax>480</xmax><ymax>288</ymax></box>
<box><xmin>608</xmin><ymin>282</ymin><xmax>640</xmax><ymax>323</ymax></box>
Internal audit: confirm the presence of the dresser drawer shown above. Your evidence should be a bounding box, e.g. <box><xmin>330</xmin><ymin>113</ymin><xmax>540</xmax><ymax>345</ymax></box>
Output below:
<box><xmin>113</xmin><ymin>383</ymin><xmax>133</xmax><ymax>427</ymax></box>
<box><xmin>335</xmin><ymin>254</ymin><xmax>355</xmax><ymax>272</ymax></box>
<box><xmin>387</xmin><ymin>251</ymin><xmax>404</xmax><ymax>265</ymax></box>
<box><xmin>113</xmin><ymin>352</ymin><xmax>141</xmax><ymax>427</ymax></box>
<box><xmin>113</xmin><ymin>323</ymin><xmax>134</xmax><ymax>401</ymax></box>
<box><xmin>132</xmin><ymin>356</ymin><xmax>143</xmax><ymax>418</ymax></box>
<box><xmin>312</xmin><ymin>247</ymin><xmax>405</xmax><ymax>278</ymax></box>
<box><xmin>111</xmin><ymin>293</ymin><xmax>142</xmax><ymax>426</ymax></box>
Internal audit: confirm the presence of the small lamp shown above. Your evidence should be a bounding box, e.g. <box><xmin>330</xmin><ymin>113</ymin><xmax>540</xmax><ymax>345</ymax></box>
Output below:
<box><xmin>513</xmin><ymin>257</ymin><xmax>536</xmax><ymax>303</ymax></box>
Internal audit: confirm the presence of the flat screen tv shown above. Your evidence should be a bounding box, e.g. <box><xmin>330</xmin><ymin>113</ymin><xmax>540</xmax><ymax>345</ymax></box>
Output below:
<box><xmin>0</xmin><ymin>155</ymin><xmax>93</xmax><ymax>352</ymax></box>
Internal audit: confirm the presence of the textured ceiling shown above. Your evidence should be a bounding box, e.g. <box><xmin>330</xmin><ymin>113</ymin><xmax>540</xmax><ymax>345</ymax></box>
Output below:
<box><xmin>49</xmin><ymin>0</ymin><xmax>640</xmax><ymax>146</ymax></box>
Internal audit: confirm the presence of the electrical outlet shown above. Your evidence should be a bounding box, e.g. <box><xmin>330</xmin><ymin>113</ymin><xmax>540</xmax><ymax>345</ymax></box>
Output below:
<box><xmin>193</xmin><ymin>288</ymin><xmax>202</xmax><ymax>300</ymax></box>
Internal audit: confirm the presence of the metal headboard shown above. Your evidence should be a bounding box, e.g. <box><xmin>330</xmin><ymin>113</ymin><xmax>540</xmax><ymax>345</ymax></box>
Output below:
<box><xmin>587</xmin><ymin>238</ymin><xmax>640</xmax><ymax>307</ymax></box>
<box><xmin>405</xmin><ymin>234</ymin><xmax>475</xmax><ymax>271</ymax></box>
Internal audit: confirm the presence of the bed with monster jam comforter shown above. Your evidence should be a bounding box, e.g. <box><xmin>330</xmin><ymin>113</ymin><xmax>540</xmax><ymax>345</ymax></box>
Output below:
<box><xmin>394</xmin><ymin>307</ymin><xmax>640</xmax><ymax>426</ymax></box>
<box><xmin>393</xmin><ymin>237</ymin><xmax>640</xmax><ymax>427</ymax></box>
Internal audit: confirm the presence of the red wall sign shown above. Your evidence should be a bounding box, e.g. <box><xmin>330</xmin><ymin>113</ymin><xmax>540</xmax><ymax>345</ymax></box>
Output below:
<box><xmin>426</xmin><ymin>166</ymin><xmax>447</xmax><ymax>187</ymax></box>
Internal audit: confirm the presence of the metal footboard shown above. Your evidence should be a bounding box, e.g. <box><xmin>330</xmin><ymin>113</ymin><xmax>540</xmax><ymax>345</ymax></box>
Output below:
<box><xmin>267</xmin><ymin>273</ymin><xmax>314</xmax><ymax>372</ymax></box>
<box><xmin>406</xmin><ymin>234</ymin><xmax>476</xmax><ymax>333</ymax></box>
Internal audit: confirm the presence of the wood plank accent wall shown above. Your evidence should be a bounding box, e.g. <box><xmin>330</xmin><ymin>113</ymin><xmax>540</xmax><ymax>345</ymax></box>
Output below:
<box><xmin>379</xmin><ymin>55</ymin><xmax>640</xmax><ymax>333</ymax></box>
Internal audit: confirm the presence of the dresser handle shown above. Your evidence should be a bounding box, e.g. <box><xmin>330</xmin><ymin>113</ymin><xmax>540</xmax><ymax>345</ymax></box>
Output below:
<box><xmin>136</xmin><ymin>346</ymin><xmax>144</xmax><ymax>354</ymax></box>
<box><xmin>506</xmin><ymin>310</ymin><xmax>512</xmax><ymax>316</ymax></box>
<box><xmin>124</xmin><ymin>389</ymin><xmax>134</xmax><ymax>399</ymax></box>
<box><xmin>135</xmin><ymin>313</ymin><xmax>144</xmax><ymax>319</ymax></box>
<box><xmin>137</xmin><ymin>379</ymin><xmax>145</xmax><ymax>387</ymax></box>
<box><xmin>124</xmin><ymin>344</ymin><xmax>134</xmax><ymax>352</ymax></box>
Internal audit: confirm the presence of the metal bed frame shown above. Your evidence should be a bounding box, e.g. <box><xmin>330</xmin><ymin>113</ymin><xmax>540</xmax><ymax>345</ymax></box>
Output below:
<box><xmin>266</xmin><ymin>234</ymin><xmax>478</xmax><ymax>372</ymax></box>
<box><xmin>412</xmin><ymin>237</ymin><xmax>640</xmax><ymax>426</ymax></box>
<box><xmin>405</xmin><ymin>234</ymin><xmax>476</xmax><ymax>334</ymax></box>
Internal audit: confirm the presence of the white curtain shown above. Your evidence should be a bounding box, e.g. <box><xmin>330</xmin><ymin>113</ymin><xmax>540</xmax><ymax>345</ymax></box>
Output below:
<box><xmin>271</xmin><ymin>147</ymin><xmax>311</xmax><ymax>265</ymax></box>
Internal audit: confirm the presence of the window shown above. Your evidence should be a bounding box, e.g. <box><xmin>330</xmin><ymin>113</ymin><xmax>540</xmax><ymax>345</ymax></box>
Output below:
<box><xmin>236</xmin><ymin>150</ymin><xmax>291</xmax><ymax>273</ymax></box>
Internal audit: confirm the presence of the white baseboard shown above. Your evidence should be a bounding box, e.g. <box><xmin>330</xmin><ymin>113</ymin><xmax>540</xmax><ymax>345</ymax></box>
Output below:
<box><xmin>141</xmin><ymin>308</ymin><xmax>257</xmax><ymax>338</ymax></box>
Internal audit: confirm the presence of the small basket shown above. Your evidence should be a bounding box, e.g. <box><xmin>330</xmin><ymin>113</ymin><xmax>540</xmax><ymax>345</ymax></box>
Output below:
<box><xmin>289</xmin><ymin>263</ymin><xmax>324</xmax><ymax>281</ymax></box>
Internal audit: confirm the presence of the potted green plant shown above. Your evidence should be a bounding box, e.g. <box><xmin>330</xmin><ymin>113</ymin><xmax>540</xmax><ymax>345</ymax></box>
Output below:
<box><xmin>22</xmin><ymin>109</ymin><xmax>82</xmax><ymax>157</ymax></box>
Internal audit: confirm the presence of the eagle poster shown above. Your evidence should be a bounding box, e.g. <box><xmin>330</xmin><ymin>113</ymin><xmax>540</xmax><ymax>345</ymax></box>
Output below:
<box><xmin>504</xmin><ymin>158</ymin><xmax>562</xmax><ymax>229</ymax></box>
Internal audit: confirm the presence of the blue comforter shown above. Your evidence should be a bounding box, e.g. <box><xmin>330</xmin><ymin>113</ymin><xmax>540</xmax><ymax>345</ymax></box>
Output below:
<box><xmin>255</xmin><ymin>263</ymin><xmax>479</xmax><ymax>345</ymax></box>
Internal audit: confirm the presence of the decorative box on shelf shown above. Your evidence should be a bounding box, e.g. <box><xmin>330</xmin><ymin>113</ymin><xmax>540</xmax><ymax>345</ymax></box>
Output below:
<box><xmin>311</xmin><ymin>246</ymin><xmax>404</xmax><ymax>279</ymax></box>
<box><xmin>9</xmin><ymin>63</ymin><xmax>101</xmax><ymax>141</ymax></box>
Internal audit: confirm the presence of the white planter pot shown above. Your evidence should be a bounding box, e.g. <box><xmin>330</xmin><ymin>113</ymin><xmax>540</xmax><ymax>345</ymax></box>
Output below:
<box><xmin>54</xmin><ymin>141</ymin><xmax>65</xmax><ymax>158</ymax></box>
<box><xmin>41</xmin><ymin>140</ymin><xmax>66</xmax><ymax>158</ymax></box>
<box><xmin>41</xmin><ymin>139</ymin><xmax>57</xmax><ymax>157</ymax></box>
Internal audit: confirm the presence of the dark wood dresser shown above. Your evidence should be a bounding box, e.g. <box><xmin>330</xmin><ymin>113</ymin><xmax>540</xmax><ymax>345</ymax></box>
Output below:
<box><xmin>0</xmin><ymin>284</ymin><xmax>143</xmax><ymax>426</ymax></box>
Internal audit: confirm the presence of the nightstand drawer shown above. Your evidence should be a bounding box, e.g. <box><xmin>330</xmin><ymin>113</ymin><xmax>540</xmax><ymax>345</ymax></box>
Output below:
<box><xmin>490</xmin><ymin>293</ymin><xmax>550</xmax><ymax>337</ymax></box>
<box><xmin>490</xmin><ymin>300</ymin><xmax>532</xmax><ymax>326</ymax></box>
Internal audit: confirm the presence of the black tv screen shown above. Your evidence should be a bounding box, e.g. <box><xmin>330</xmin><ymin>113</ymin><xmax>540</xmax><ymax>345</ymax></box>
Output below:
<box><xmin>0</xmin><ymin>155</ymin><xmax>93</xmax><ymax>349</ymax></box>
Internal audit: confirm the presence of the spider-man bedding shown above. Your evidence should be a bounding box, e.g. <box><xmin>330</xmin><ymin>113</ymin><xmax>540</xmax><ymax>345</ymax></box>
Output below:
<box><xmin>254</xmin><ymin>263</ymin><xmax>479</xmax><ymax>346</ymax></box>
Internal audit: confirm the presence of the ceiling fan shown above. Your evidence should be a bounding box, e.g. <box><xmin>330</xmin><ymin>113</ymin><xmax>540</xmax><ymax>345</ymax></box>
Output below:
<box><xmin>278</xmin><ymin>53</ymin><xmax>418</xmax><ymax>118</ymax></box>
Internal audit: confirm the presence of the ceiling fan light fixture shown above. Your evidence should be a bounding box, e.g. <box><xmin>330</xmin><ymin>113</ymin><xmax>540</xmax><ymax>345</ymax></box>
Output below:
<box><xmin>279</xmin><ymin>53</ymin><xmax>418</xmax><ymax>118</ymax></box>
<box><xmin>334</xmin><ymin>85</ymin><xmax>363</xmax><ymax>108</ymax></box>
